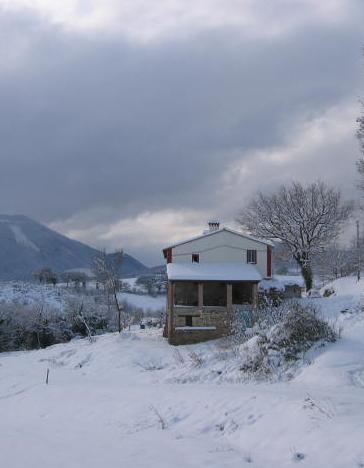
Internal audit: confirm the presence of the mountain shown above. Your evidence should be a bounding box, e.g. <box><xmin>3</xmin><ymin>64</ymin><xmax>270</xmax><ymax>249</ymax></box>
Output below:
<box><xmin>0</xmin><ymin>215</ymin><xmax>149</xmax><ymax>280</ymax></box>
<box><xmin>148</xmin><ymin>264</ymin><xmax>167</xmax><ymax>275</ymax></box>
<box><xmin>104</xmin><ymin>251</ymin><xmax>150</xmax><ymax>279</ymax></box>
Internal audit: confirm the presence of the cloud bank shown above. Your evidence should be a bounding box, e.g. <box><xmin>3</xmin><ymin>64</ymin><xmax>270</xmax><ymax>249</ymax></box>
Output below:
<box><xmin>0</xmin><ymin>0</ymin><xmax>363</xmax><ymax>264</ymax></box>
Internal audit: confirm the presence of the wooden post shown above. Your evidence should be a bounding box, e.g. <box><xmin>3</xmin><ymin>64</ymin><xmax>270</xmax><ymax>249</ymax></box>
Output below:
<box><xmin>198</xmin><ymin>282</ymin><xmax>203</xmax><ymax>308</ymax></box>
<box><xmin>167</xmin><ymin>281</ymin><xmax>174</xmax><ymax>341</ymax></box>
<box><xmin>252</xmin><ymin>283</ymin><xmax>258</xmax><ymax>308</ymax></box>
<box><xmin>227</xmin><ymin>283</ymin><xmax>233</xmax><ymax>333</ymax></box>
<box><xmin>227</xmin><ymin>283</ymin><xmax>232</xmax><ymax>311</ymax></box>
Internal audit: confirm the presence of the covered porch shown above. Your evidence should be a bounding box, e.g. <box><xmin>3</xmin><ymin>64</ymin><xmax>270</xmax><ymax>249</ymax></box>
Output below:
<box><xmin>165</xmin><ymin>263</ymin><xmax>261</xmax><ymax>345</ymax></box>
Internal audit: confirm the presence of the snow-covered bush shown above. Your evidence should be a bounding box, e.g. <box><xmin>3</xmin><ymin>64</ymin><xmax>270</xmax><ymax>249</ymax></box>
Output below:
<box><xmin>268</xmin><ymin>302</ymin><xmax>337</xmax><ymax>359</ymax></box>
<box><xmin>232</xmin><ymin>300</ymin><xmax>289</xmax><ymax>346</ymax></box>
<box><xmin>237</xmin><ymin>302</ymin><xmax>337</xmax><ymax>377</ymax></box>
<box><xmin>0</xmin><ymin>303</ymin><xmax>72</xmax><ymax>352</ymax></box>
<box><xmin>0</xmin><ymin>293</ymin><xmax>152</xmax><ymax>352</ymax></box>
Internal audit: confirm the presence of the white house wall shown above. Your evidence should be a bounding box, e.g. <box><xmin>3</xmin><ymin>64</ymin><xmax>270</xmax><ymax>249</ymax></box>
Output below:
<box><xmin>171</xmin><ymin>230</ymin><xmax>269</xmax><ymax>277</ymax></box>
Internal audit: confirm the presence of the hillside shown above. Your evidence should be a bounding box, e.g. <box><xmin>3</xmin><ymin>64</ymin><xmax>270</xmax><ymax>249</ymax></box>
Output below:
<box><xmin>0</xmin><ymin>276</ymin><xmax>364</xmax><ymax>467</ymax></box>
<box><xmin>0</xmin><ymin>215</ymin><xmax>148</xmax><ymax>280</ymax></box>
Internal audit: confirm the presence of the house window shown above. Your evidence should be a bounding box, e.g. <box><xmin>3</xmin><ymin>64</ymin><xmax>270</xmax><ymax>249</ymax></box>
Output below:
<box><xmin>185</xmin><ymin>316</ymin><xmax>193</xmax><ymax>327</ymax></box>
<box><xmin>174</xmin><ymin>282</ymin><xmax>198</xmax><ymax>306</ymax></box>
<box><xmin>247</xmin><ymin>249</ymin><xmax>257</xmax><ymax>264</ymax></box>
<box><xmin>203</xmin><ymin>282</ymin><xmax>227</xmax><ymax>307</ymax></box>
<box><xmin>192</xmin><ymin>253</ymin><xmax>199</xmax><ymax>263</ymax></box>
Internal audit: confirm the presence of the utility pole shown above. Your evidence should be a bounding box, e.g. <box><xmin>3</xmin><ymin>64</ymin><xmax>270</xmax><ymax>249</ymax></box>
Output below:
<box><xmin>357</xmin><ymin>220</ymin><xmax>361</xmax><ymax>282</ymax></box>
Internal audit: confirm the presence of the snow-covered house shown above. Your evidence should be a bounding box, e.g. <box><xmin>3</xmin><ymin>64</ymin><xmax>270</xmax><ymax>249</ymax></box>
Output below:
<box><xmin>162</xmin><ymin>221</ymin><xmax>273</xmax><ymax>345</ymax></box>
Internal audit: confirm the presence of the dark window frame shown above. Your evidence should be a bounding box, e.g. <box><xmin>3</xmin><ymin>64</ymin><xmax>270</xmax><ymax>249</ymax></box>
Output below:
<box><xmin>247</xmin><ymin>249</ymin><xmax>257</xmax><ymax>264</ymax></box>
<box><xmin>192</xmin><ymin>253</ymin><xmax>200</xmax><ymax>263</ymax></box>
<box><xmin>185</xmin><ymin>316</ymin><xmax>193</xmax><ymax>327</ymax></box>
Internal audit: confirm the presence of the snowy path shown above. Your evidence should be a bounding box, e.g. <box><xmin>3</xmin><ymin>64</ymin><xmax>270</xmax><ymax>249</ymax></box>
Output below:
<box><xmin>1</xmin><ymin>294</ymin><xmax>364</xmax><ymax>467</ymax></box>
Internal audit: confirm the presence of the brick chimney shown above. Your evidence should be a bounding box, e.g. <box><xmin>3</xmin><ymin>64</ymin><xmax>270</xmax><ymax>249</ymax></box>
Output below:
<box><xmin>207</xmin><ymin>220</ymin><xmax>220</xmax><ymax>232</ymax></box>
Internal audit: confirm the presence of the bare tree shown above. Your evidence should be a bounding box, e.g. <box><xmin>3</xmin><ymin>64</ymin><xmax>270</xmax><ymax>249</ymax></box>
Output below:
<box><xmin>314</xmin><ymin>243</ymin><xmax>355</xmax><ymax>281</ymax></box>
<box><xmin>61</xmin><ymin>271</ymin><xmax>88</xmax><ymax>289</ymax></box>
<box><xmin>238</xmin><ymin>181</ymin><xmax>353</xmax><ymax>290</ymax></box>
<box><xmin>33</xmin><ymin>267</ymin><xmax>57</xmax><ymax>286</ymax></box>
<box><xmin>92</xmin><ymin>249</ymin><xmax>124</xmax><ymax>333</ymax></box>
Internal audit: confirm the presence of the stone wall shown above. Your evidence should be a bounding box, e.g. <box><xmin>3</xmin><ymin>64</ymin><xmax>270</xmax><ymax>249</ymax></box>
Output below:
<box><xmin>168</xmin><ymin>328</ymin><xmax>224</xmax><ymax>345</ymax></box>
<box><xmin>168</xmin><ymin>306</ymin><xmax>231</xmax><ymax>345</ymax></box>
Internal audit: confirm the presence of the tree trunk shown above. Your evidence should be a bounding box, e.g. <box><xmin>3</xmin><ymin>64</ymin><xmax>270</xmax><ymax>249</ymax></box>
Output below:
<box><xmin>113</xmin><ymin>289</ymin><xmax>122</xmax><ymax>333</ymax></box>
<box><xmin>296</xmin><ymin>255</ymin><xmax>313</xmax><ymax>291</ymax></box>
<box><xmin>301</xmin><ymin>264</ymin><xmax>313</xmax><ymax>291</ymax></box>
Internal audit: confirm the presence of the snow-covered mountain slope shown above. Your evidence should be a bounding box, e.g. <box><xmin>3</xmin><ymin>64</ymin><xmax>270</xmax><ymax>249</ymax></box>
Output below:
<box><xmin>1</xmin><ymin>279</ymin><xmax>364</xmax><ymax>468</ymax></box>
<box><xmin>0</xmin><ymin>215</ymin><xmax>148</xmax><ymax>280</ymax></box>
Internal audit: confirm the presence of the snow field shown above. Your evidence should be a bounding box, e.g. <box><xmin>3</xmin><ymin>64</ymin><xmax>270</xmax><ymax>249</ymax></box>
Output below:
<box><xmin>1</xmin><ymin>276</ymin><xmax>364</xmax><ymax>467</ymax></box>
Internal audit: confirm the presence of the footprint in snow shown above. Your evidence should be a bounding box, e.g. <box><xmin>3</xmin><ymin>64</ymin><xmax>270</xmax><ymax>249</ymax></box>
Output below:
<box><xmin>57</xmin><ymin>349</ymin><xmax>77</xmax><ymax>359</ymax></box>
<box><xmin>292</xmin><ymin>451</ymin><xmax>305</xmax><ymax>462</ymax></box>
<box><xmin>75</xmin><ymin>353</ymin><xmax>92</xmax><ymax>368</ymax></box>
<box><xmin>246</xmin><ymin>413</ymin><xmax>263</xmax><ymax>425</ymax></box>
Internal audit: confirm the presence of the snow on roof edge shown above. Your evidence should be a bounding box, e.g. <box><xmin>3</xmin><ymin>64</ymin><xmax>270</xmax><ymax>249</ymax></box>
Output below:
<box><xmin>167</xmin><ymin>262</ymin><xmax>263</xmax><ymax>281</ymax></box>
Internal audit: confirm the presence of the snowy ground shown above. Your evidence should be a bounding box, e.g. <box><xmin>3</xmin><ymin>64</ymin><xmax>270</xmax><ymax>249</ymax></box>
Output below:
<box><xmin>1</xmin><ymin>277</ymin><xmax>364</xmax><ymax>467</ymax></box>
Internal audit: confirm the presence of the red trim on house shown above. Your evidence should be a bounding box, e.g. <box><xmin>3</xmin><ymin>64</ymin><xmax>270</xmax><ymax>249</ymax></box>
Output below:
<box><xmin>267</xmin><ymin>246</ymin><xmax>272</xmax><ymax>277</ymax></box>
<box><xmin>163</xmin><ymin>248</ymin><xmax>172</xmax><ymax>264</ymax></box>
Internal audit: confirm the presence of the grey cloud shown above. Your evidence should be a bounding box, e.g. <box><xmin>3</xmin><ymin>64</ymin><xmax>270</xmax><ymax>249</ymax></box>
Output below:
<box><xmin>0</xmin><ymin>5</ymin><xmax>363</xmax><ymax>262</ymax></box>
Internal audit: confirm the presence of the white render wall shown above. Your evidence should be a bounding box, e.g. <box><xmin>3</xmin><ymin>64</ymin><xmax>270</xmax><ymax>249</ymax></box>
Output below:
<box><xmin>171</xmin><ymin>230</ymin><xmax>270</xmax><ymax>278</ymax></box>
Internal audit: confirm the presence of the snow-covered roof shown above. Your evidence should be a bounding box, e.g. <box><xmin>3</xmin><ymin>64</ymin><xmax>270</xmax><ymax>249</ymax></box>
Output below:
<box><xmin>163</xmin><ymin>227</ymin><xmax>273</xmax><ymax>252</ymax></box>
<box><xmin>167</xmin><ymin>262</ymin><xmax>262</xmax><ymax>281</ymax></box>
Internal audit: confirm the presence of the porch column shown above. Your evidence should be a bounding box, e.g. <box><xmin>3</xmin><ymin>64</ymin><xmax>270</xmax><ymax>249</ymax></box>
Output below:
<box><xmin>227</xmin><ymin>283</ymin><xmax>232</xmax><ymax>311</ymax></box>
<box><xmin>227</xmin><ymin>283</ymin><xmax>233</xmax><ymax>333</ymax></box>
<box><xmin>167</xmin><ymin>281</ymin><xmax>175</xmax><ymax>340</ymax></box>
<box><xmin>252</xmin><ymin>283</ymin><xmax>258</xmax><ymax>308</ymax></box>
<box><xmin>198</xmin><ymin>282</ymin><xmax>203</xmax><ymax>308</ymax></box>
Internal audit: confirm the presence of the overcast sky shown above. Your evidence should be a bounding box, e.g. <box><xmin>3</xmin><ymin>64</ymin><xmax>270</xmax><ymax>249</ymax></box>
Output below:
<box><xmin>0</xmin><ymin>0</ymin><xmax>363</xmax><ymax>265</ymax></box>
